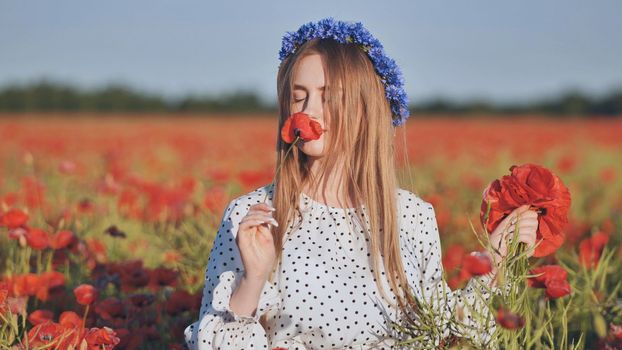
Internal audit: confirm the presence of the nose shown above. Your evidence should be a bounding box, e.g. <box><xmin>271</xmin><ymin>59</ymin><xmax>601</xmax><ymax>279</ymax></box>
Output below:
<box><xmin>301</xmin><ymin>92</ymin><xmax>324</xmax><ymax>122</ymax></box>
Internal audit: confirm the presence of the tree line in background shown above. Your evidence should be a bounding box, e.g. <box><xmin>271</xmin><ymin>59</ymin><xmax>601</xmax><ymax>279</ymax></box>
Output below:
<box><xmin>0</xmin><ymin>80</ymin><xmax>621</xmax><ymax>117</ymax></box>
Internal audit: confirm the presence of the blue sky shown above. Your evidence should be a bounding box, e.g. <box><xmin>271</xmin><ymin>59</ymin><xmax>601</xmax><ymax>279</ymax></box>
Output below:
<box><xmin>1</xmin><ymin>0</ymin><xmax>620</xmax><ymax>104</ymax></box>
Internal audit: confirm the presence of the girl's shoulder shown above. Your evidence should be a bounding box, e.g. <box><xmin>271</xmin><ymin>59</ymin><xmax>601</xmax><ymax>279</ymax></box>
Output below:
<box><xmin>225</xmin><ymin>183</ymin><xmax>275</xmax><ymax>213</ymax></box>
<box><xmin>396</xmin><ymin>188</ymin><xmax>438</xmax><ymax>245</ymax></box>
<box><xmin>396</xmin><ymin>187</ymin><xmax>431</xmax><ymax>212</ymax></box>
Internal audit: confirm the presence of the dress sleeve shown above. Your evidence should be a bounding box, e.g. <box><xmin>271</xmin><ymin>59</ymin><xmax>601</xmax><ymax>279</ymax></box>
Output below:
<box><xmin>400</xmin><ymin>198</ymin><xmax>499</xmax><ymax>348</ymax></box>
<box><xmin>184</xmin><ymin>197</ymin><xmax>282</xmax><ymax>349</ymax></box>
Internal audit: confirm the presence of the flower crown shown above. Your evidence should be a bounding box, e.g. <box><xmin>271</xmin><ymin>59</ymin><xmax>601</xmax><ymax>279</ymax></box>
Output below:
<box><xmin>278</xmin><ymin>17</ymin><xmax>410</xmax><ymax>127</ymax></box>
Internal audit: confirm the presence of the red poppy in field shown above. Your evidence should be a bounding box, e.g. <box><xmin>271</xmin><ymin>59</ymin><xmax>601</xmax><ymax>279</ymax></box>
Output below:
<box><xmin>528</xmin><ymin>265</ymin><xmax>572</xmax><ymax>299</ymax></box>
<box><xmin>25</xmin><ymin>227</ymin><xmax>49</xmax><ymax>250</ymax></box>
<box><xmin>85</xmin><ymin>238</ymin><xmax>108</xmax><ymax>266</ymax></box>
<box><xmin>84</xmin><ymin>327</ymin><xmax>121</xmax><ymax>350</ymax></box>
<box><xmin>148</xmin><ymin>267</ymin><xmax>179</xmax><ymax>290</ymax></box>
<box><xmin>25</xmin><ymin>321</ymin><xmax>73</xmax><ymax>349</ymax></box>
<box><xmin>527</xmin><ymin>265</ymin><xmax>567</xmax><ymax>288</ymax></box>
<box><xmin>578</xmin><ymin>232</ymin><xmax>609</xmax><ymax>269</ymax></box>
<box><xmin>3</xmin><ymin>271</ymin><xmax>66</xmax><ymax>302</ymax></box>
<box><xmin>37</xmin><ymin>271</ymin><xmax>67</xmax><ymax>302</ymax></box>
<box><xmin>27</xmin><ymin>309</ymin><xmax>54</xmax><ymax>325</ymax></box>
<box><xmin>481</xmin><ymin>163</ymin><xmax>571</xmax><ymax>257</ymax></box>
<box><xmin>442</xmin><ymin>244</ymin><xmax>466</xmax><ymax>272</ymax></box>
<box><xmin>74</xmin><ymin>284</ymin><xmax>99</xmax><ymax>305</ymax></box>
<box><xmin>165</xmin><ymin>289</ymin><xmax>201</xmax><ymax>316</ymax></box>
<box><xmin>49</xmin><ymin>229</ymin><xmax>77</xmax><ymax>250</ymax></box>
<box><xmin>280</xmin><ymin>112</ymin><xmax>323</xmax><ymax>144</ymax></box>
<box><xmin>94</xmin><ymin>297</ymin><xmax>126</xmax><ymax>322</ymax></box>
<box><xmin>556</xmin><ymin>154</ymin><xmax>577</xmax><ymax>174</ymax></box>
<box><xmin>203</xmin><ymin>185</ymin><xmax>228</xmax><ymax>214</ymax></box>
<box><xmin>2</xmin><ymin>274</ymin><xmax>34</xmax><ymax>297</ymax></box>
<box><xmin>22</xmin><ymin>176</ymin><xmax>47</xmax><ymax>209</ymax></box>
<box><xmin>77</xmin><ymin>198</ymin><xmax>96</xmax><ymax>214</ymax></box>
<box><xmin>496</xmin><ymin>307</ymin><xmax>525</xmax><ymax>329</ymax></box>
<box><xmin>115</xmin><ymin>260</ymin><xmax>150</xmax><ymax>292</ymax></box>
<box><xmin>543</xmin><ymin>278</ymin><xmax>572</xmax><ymax>299</ymax></box>
<box><xmin>463</xmin><ymin>251</ymin><xmax>493</xmax><ymax>276</ymax></box>
<box><xmin>0</xmin><ymin>208</ymin><xmax>29</xmax><ymax>229</ymax></box>
<box><xmin>59</xmin><ymin>310</ymin><xmax>82</xmax><ymax>328</ymax></box>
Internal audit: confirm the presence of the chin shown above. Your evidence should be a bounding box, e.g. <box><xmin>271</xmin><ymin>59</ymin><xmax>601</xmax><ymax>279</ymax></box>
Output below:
<box><xmin>298</xmin><ymin>140</ymin><xmax>325</xmax><ymax>157</ymax></box>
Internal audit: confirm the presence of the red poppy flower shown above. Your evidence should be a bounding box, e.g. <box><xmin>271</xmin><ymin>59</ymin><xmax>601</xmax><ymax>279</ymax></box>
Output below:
<box><xmin>25</xmin><ymin>228</ymin><xmax>49</xmax><ymax>250</ymax></box>
<box><xmin>74</xmin><ymin>284</ymin><xmax>99</xmax><ymax>305</ymax></box>
<box><xmin>115</xmin><ymin>260</ymin><xmax>149</xmax><ymax>292</ymax></box>
<box><xmin>84</xmin><ymin>327</ymin><xmax>121</xmax><ymax>350</ymax></box>
<box><xmin>463</xmin><ymin>251</ymin><xmax>493</xmax><ymax>276</ymax></box>
<box><xmin>7</xmin><ymin>271</ymin><xmax>67</xmax><ymax>302</ymax></box>
<box><xmin>0</xmin><ymin>208</ymin><xmax>29</xmax><ymax>229</ymax></box>
<box><xmin>578</xmin><ymin>232</ymin><xmax>609</xmax><ymax>269</ymax></box>
<box><xmin>496</xmin><ymin>307</ymin><xmax>525</xmax><ymax>329</ymax></box>
<box><xmin>528</xmin><ymin>265</ymin><xmax>571</xmax><ymax>299</ymax></box>
<box><xmin>27</xmin><ymin>309</ymin><xmax>54</xmax><ymax>325</ymax></box>
<box><xmin>25</xmin><ymin>321</ymin><xmax>69</xmax><ymax>348</ymax></box>
<box><xmin>94</xmin><ymin>297</ymin><xmax>126</xmax><ymax>321</ymax></box>
<box><xmin>280</xmin><ymin>112</ymin><xmax>323</xmax><ymax>144</ymax></box>
<box><xmin>527</xmin><ymin>265</ymin><xmax>567</xmax><ymax>288</ymax></box>
<box><xmin>481</xmin><ymin>163</ymin><xmax>571</xmax><ymax>257</ymax></box>
<box><xmin>203</xmin><ymin>186</ymin><xmax>227</xmax><ymax>214</ymax></box>
<box><xmin>148</xmin><ymin>267</ymin><xmax>179</xmax><ymax>290</ymax></box>
<box><xmin>49</xmin><ymin>230</ymin><xmax>77</xmax><ymax>250</ymax></box>
<box><xmin>59</xmin><ymin>310</ymin><xmax>82</xmax><ymax>328</ymax></box>
<box><xmin>35</xmin><ymin>271</ymin><xmax>67</xmax><ymax>302</ymax></box>
<box><xmin>165</xmin><ymin>289</ymin><xmax>201</xmax><ymax>315</ymax></box>
<box><xmin>442</xmin><ymin>244</ymin><xmax>466</xmax><ymax>272</ymax></box>
<box><xmin>543</xmin><ymin>278</ymin><xmax>572</xmax><ymax>299</ymax></box>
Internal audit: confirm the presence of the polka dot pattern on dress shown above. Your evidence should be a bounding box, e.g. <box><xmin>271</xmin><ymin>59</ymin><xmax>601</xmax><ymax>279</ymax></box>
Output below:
<box><xmin>184</xmin><ymin>183</ymin><xmax>499</xmax><ymax>349</ymax></box>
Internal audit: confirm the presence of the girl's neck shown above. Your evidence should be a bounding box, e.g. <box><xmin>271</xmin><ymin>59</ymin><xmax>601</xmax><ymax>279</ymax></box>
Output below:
<box><xmin>300</xmin><ymin>181</ymin><xmax>359</xmax><ymax>209</ymax></box>
<box><xmin>302</xmin><ymin>157</ymin><xmax>362</xmax><ymax>209</ymax></box>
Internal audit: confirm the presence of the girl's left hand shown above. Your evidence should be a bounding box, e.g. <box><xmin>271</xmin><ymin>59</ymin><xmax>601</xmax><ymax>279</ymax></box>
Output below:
<box><xmin>487</xmin><ymin>204</ymin><xmax>539</xmax><ymax>271</ymax></box>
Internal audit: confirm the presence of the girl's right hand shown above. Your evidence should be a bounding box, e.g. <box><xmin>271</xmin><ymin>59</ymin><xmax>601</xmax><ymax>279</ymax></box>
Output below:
<box><xmin>236</xmin><ymin>202</ymin><xmax>278</xmax><ymax>282</ymax></box>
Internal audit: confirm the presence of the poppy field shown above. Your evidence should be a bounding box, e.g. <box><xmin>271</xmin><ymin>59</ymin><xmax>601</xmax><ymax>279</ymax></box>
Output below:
<box><xmin>0</xmin><ymin>113</ymin><xmax>621</xmax><ymax>349</ymax></box>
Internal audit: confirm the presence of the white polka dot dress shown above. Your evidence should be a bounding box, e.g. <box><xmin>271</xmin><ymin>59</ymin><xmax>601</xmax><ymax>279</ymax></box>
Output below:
<box><xmin>184</xmin><ymin>183</ymin><xmax>497</xmax><ymax>349</ymax></box>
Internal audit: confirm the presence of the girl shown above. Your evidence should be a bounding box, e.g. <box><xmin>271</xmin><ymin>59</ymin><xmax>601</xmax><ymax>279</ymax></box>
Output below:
<box><xmin>184</xmin><ymin>18</ymin><xmax>538</xmax><ymax>349</ymax></box>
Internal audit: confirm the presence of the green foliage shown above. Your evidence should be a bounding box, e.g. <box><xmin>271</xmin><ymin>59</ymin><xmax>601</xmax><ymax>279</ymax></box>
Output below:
<box><xmin>1</xmin><ymin>80</ymin><xmax>622</xmax><ymax>116</ymax></box>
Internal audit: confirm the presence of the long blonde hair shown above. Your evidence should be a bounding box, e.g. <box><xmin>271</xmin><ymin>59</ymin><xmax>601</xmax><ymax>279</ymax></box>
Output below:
<box><xmin>261</xmin><ymin>37</ymin><xmax>419</xmax><ymax>328</ymax></box>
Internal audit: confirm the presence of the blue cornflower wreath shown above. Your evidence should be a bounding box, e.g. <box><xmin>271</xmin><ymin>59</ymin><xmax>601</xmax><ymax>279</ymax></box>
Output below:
<box><xmin>278</xmin><ymin>17</ymin><xmax>410</xmax><ymax>127</ymax></box>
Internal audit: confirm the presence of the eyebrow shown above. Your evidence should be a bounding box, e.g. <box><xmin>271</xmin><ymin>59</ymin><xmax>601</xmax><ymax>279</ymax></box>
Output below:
<box><xmin>293</xmin><ymin>84</ymin><xmax>325</xmax><ymax>91</ymax></box>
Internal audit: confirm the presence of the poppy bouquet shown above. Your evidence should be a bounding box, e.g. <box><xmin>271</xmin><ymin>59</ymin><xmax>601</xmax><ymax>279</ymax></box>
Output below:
<box><xmin>477</xmin><ymin>163</ymin><xmax>573</xmax><ymax>340</ymax></box>
<box><xmin>481</xmin><ymin>163</ymin><xmax>572</xmax><ymax>258</ymax></box>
